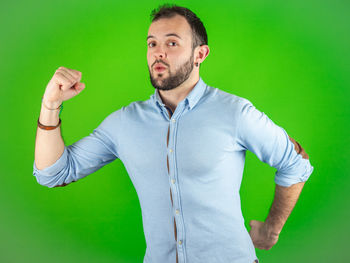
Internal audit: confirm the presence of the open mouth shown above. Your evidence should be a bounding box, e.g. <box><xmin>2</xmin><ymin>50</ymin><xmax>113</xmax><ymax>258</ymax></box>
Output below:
<box><xmin>155</xmin><ymin>67</ymin><xmax>166</xmax><ymax>72</ymax></box>
<box><xmin>154</xmin><ymin>63</ymin><xmax>167</xmax><ymax>72</ymax></box>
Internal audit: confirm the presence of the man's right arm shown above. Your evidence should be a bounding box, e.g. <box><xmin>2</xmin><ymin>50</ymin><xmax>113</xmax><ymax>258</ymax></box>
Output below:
<box><xmin>33</xmin><ymin>66</ymin><xmax>85</xmax><ymax>187</ymax></box>
<box><xmin>33</xmin><ymin>111</ymin><xmax>120</xmax><ymax>188</ymax></box>
<box><xmin>34</xmin><ymin>100</ymin><xmax>64</xmax><ymax>171</ymax></box>
<box><xmin>33</xmin><ymin>103</ymin><xmax>120</xmax><ymax>188</ymax></box>
<box><xmin>33</xmin><ymin>66</ymin><xmax>118</xmax><ymax>188</ymax></box>
<box><xmin>34</xmin><ymin>66</ymin><xmax>85</xmax><ymax>171</ymax></box>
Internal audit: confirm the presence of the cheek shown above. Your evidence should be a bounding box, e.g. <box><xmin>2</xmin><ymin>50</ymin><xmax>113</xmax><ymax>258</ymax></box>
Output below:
<box><xmin>147</xmin><ymin>54</ymin><xmax>153</xmax><ymax>66</ymax></box>
<box><xmin>146</xmin><ymin>57</ymin><xmax>151</xmax><ymax>68</ymax></box>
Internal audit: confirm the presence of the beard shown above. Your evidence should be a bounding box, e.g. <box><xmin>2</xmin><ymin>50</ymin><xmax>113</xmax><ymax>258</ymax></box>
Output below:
<box><xmin>148</xmin><ymin>51</ymin><xmax>194</xmax><ymax>91</ymax></box>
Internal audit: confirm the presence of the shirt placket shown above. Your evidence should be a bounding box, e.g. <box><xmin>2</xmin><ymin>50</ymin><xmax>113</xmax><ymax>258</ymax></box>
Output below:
<box><xmin>165</xmin><ymin>106</ymin><xmax>178</xmax><ymax>263</ymax></box>
<box><xmin>164</xmin><ymin>104</ymin><xmax>186</xmax><ymax>263</ymax></box>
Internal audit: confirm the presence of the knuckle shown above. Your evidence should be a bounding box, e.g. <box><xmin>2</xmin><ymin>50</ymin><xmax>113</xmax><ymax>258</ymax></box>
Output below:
<box><xmin>73</xmin><ymin>70</ymin><xmax>82</xmax><ymax>77</ymax></box>
<box><xmin>72</xmin><ymin>72</ymin><xmax>79</xmax><ymax>79</ymax></box>
<box><xmin>68</xmin><ymin>69</ymin><xmax>79</xmax><ymax>79</ymax></box>
<box><xmin>54</xmin><ymin>71</ymin><xmax>62</xmax><ymax>76</ymax></box>
<box><xmin>55</xmin><ymin>68</ymin><xmax>63</xmax><ymax>75</ymax></box>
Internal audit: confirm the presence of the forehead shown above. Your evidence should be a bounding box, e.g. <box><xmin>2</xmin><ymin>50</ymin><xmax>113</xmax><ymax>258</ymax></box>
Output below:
<box><xmin>147</xmin><ymin>14</ymin><xmax>192</xmax><ymax>41</ymax></box>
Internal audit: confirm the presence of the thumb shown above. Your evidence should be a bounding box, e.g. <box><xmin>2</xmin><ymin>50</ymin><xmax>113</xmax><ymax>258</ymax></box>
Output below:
<box><xmin>75</xmin><ymin>82</ymin><xmax>85</xmax><ymax>93</ymax></box>
<box><xmin>62</xmin><ymin>82</ymin><xmax>86</xmax><ymax>101</ymax></box>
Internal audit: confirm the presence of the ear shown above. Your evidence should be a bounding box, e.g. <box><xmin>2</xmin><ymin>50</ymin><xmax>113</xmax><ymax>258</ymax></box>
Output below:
<box><xmin>195</xmin><ymin>45</ymin><xmax>210</xmax><ymax>65</ymax></box>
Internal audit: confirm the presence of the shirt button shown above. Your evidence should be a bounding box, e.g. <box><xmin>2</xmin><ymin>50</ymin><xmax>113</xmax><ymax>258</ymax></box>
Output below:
<box><xmin>171</xmin><ymin>118</ymin><xmax>176</xmax><ymax>123</ymax></box>
<box><xmin>178</xmin><ymin>240</ymin><xmax>182</xmax><ymax>245</ymax></box>
<box><xmin>175</xmin><ymin>209</ymin><xmax>180</xmax><ymax>214</ymax></box>
<box><xmin>169</xmin><ymin>148</ymin><xmax>173</xmax><ymax>153</ymax></box>
<box><xmin>171</xmin><ymin>179</ymin><xmax>175</xmax><ymax>184</ymax></box>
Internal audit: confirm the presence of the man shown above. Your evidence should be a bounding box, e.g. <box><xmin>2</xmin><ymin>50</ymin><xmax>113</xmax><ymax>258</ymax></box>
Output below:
<box><xmin>33</xmin><ymin>4</ymin><xmax>314</xmax><ymax>263</ymax></box>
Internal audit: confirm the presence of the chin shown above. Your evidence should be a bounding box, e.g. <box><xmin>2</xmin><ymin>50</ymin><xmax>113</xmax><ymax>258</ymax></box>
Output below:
<box><xmin>154</xmin><ymin>72</ymin><xmax>167</xmax><ymax>79</ymax></box>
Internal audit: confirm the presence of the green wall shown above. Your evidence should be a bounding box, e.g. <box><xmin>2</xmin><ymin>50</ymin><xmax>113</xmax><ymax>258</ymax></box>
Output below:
<box><xmin>1</xmin><ymin>0</ymin><xmax>349</xmax><ymax>262</ymax></box>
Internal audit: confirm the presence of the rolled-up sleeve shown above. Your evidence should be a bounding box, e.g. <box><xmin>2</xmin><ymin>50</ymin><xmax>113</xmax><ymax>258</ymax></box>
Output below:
<box><xmin>236</xmin><ymin>98</ymin><xmax>314</xmax><ymax>187</ymax></box>
<box><xmin>33</xmin><ymin>112</ymin><xmax>119</xmax><ymax>188</ymax></box>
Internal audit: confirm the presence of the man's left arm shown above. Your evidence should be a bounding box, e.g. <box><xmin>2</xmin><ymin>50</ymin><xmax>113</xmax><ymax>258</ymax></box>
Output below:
<box><xmin>249</xmin><ymin>136</ymin><xmax>311</xmax><ymax>250</ymax></box>
<box><xmin>235</xmin><ymin>99</ymin><xmax>314</xmax><ymax>250</ymax></box>
<box><xmin>249</xmin><ymin>181</ymin><xmax>305</xmax><ymax>250</ymax></box>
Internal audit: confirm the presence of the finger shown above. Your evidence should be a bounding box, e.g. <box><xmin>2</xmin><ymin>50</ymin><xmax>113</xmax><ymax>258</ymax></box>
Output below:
<box><xmin>62</xmin><ymin>82</ymin><xmax>85</xmax><ymax>100</ymax></box>
<box><xmin>71</xmin><ymin>68</ymin><xmax>82</xmax><ymax>79</ymax></box>
<box><xmin>70</xmin><ymin>69</ymin><xmax>82</xmax><ymax>83</ymax></box>
<box><xmin>74</xmin><ymin>82</ymin><xmax>85</xmax><ymax>92</ymax></box>
<box><xmin>66</xmin><ymin>67</ymin><xmax>82</xmax><ymax>82</ymax></box>
<box><xmin>55</xmin><ymin>68</ymin><xmax>76</xmax><ymax>85</ymax></box>
<box><xmin>54</xmin><ymin>71</ymin><xmax>76</xmax><ymax>91</ymax></box>
<box><xmin>58</xmin><ymin>66</ymin><xmax>81</xmax><ymax>76</ymax></box>
<box><xmin>57</xmin><ymin>67</ymin><xmax>81</xmax><ymax>84</ymax></box>
<box><xmin>58</xmin><ymin>67</ymin><xmax>79</xmax><ymax>80</ymax></box>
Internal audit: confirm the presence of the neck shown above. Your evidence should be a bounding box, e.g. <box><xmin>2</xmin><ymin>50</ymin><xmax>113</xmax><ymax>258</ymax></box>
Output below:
<box><xmin>158</xmin><ymin>73</ymin><xmax>199</xmax><ymax>113</ymax></box>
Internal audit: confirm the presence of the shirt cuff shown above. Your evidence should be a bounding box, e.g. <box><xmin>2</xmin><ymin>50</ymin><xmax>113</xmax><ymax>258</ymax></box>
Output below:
<box><xmin>33</xmin><ymin>146</ymin><xmax>68</xmax><ymax>177</ymax></box>
<box><xmin>274</xmin><ymin>157</ymin><xmax>314</xmax><ymax>187</ymax></box>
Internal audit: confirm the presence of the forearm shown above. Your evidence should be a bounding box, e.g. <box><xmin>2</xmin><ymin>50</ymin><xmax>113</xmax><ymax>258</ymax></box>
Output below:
<box><xmin>264</xmin><ymin>181</ymin><xmax>305</xmax><ymax>235</ymax></box>
<box><xmin>34</xmin><ymin>102</ymin><xmax>65</xmax><ymax>170</ymax></box>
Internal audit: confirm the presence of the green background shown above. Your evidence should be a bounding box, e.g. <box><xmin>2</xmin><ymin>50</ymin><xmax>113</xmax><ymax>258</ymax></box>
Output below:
<box><xmin>1</xmin><ymin>0</ymin><xmax>349</xmax><ymax>262</ymax></box>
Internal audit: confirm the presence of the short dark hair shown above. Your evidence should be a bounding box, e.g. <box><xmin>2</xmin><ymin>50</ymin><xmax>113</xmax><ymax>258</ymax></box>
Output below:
<box><xmin>150</xmin><ymin>4</ymin><xmax>208</xmax><ymax>51</ymax></box>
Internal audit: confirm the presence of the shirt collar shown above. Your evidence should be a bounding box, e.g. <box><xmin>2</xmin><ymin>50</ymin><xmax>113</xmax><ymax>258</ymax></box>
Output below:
<box><xmin>151</xmin><ymin>76</ymin><xmax>207</xmax><ymax>111</ymax></box>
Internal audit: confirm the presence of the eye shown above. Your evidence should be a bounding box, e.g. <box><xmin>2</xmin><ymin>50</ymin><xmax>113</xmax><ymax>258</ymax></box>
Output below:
<box><xmin>169</xmin><ymin>41</ymin><xmax>177</xmax><ymax>46</ymax></box>
<box><xmin>148</xmin><ymin>42</ymin><xmax>155</xmax><ymax>48</ymax></box>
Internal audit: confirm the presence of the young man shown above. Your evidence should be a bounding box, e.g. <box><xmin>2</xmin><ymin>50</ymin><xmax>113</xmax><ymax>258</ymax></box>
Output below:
<box><xmin>34</xmin><ymin>4</ymin><xmax>314</xmax><ymax>263</ymax></box>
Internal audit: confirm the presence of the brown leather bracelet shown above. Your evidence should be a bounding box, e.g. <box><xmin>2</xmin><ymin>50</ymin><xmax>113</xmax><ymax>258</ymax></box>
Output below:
<box><xmin>37</xmin><ymin>118</ymin><xmax>61</xmax><ymax>130</ymax></box>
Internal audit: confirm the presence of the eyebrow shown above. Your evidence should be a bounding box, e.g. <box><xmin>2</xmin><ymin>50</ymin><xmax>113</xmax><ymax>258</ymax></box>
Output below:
<box><xmin>147</xmin><ymin>33</ymin><xmax>182</xmax><ymax>41</ymax></box>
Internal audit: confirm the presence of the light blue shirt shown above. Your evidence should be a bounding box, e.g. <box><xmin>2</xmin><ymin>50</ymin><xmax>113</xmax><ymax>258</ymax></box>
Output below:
<box><xmin>33</xmin><ymin>76</ymin><xmax>314</xmax><ymax>263</ymax></box>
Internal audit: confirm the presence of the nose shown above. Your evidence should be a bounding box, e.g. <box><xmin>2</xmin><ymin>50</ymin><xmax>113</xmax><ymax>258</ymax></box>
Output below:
<box><xmin>153</xmin><ymin>44</ymin><xmax>167</xmax><ymax>60</ymax></box>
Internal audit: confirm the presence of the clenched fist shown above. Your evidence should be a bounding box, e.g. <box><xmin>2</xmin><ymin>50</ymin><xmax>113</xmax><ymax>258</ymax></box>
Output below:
<box><xmin>42</xmin><ymin>66</ymin><xmax>85</xmax><ymax>109</ymax></box>
<box><xmin>249</xmin><ymin>220</ymin><xmax>280</xmax><ymax>250</ymax></box>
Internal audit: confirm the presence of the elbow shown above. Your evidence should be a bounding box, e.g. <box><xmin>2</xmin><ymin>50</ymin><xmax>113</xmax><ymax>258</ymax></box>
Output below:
<box><xmin>52</xmin><ymin>183</ymin><xmax>68</xmax><ymax>188</ymax></box>
<box><xmin>32</xmin><ymin>151</ymin><xmax>76</xmax><ymax>188</ymax></box>
<box><xmin>274</xmin><ymin>135</ymin><xmax>314</xmax><ymax>188</ymax></box>
<box><xmin>52</xmin><ymin>182</ymin><xmax>75</xmax><ymax>188</ymax></box>
<box><xmin>33</xmin><ymin>168</ymin><xmax>75</xmax><ymax>188</ymax></box>
<box><xmin>35</xmin><ymin>177</ymin><xmax>74</xmax><ymax>188</ymax></box>
<box><xmin>275</xmin><ymin>160</ymin><xmax>314</xmax><ymax>187</ymax></box>
<box><xmin>288</xmin><ymin>135</ymin><xmax>309</xmax><ymax>160</ymax></box>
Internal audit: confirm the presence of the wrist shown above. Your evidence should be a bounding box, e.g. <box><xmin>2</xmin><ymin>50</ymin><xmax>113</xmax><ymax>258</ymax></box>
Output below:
<box><xmin>39</xmin><ymin>105</ymin><xmax>60</xmax><ymax>126</ymax></box>
<box><xmin>39</xmin><ymin>97</ymin><xmax>62</xmax><ymax>127</ymax></box>
<box><xmin>41</xmin><ymin>96</ymin><xmax>62</xmax><ymax>110</ymax></box>
<box><xmin>264</xmin><ymin>220</ymin><xmax>283</xmax><ymax>236</ymax></box>
<box><xmin>40</xmin><ymin>96</ymin><xmax>63</xmax><ymax>122</ymax></box>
